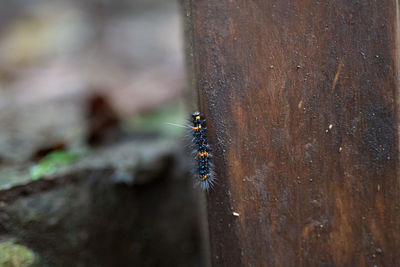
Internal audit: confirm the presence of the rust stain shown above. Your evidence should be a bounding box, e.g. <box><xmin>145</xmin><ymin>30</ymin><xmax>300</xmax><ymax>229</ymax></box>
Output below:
<box><xmin>328</xmin><ymin>188</ymin><xmax>355</xmax><ymax>265</ymax></box>
<box><xmin>331</xmin><ymin>59</ymin><xmax>343</xmax><ymax>91</ymax></box>
<box><xmin>301</xmin><ymin>220</ymin><xmax>321</xmax><ymax>239</ymax></box>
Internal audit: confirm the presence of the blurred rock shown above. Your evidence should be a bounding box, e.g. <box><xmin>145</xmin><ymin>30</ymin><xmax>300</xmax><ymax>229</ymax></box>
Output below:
<box><xmin>0</xmin><ymin>139</ymin><xmax>206</xmax><ymax>267</ymax></box>
<box><xmin>0</xmin><ymin>97</ymin><xmax>87</xmax><ymax>164</ymax></box>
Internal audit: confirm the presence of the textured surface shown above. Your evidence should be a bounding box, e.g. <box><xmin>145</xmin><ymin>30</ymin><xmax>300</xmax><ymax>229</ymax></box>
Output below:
<box><xmin>186</xmin><ymin>0</ymin><xmax>400</xmax><ymax>266</ymax></box>
<box><xmin>0</xmin><ymin>140</ymin><xmax>206</xmax><ymax>267</ymax></box>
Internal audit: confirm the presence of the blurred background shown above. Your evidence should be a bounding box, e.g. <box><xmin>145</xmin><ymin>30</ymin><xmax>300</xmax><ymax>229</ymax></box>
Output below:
<box><xmin>0</xmin><ymin>0</ymin><xmax>208</xmax><ymax>266</ymax></box>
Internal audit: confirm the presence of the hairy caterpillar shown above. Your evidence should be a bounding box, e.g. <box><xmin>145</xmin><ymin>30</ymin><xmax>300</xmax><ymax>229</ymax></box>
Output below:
<box><xmin>191</xmin><ymin>112</ymin><xmax>216</xmax><ymax>191</ymax></box>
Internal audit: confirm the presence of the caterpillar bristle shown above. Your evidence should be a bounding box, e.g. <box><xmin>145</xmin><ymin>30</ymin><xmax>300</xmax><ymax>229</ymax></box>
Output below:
<box><xmin>164</xmin><ymin>122</ymin><xmax>191</xmax><ymax>129</ymax></box>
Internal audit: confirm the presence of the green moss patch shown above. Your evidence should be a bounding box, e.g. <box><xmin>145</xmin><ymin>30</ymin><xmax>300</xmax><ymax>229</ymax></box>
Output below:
<box><xmin>30</xmin><ymin>150</ymin><xmax>85</xmax><ymax>180</ymax></box>
<box><xmin>0</xmin><ymin>242</ymin><xmax>36</xmax><ymax>267</ymax></box>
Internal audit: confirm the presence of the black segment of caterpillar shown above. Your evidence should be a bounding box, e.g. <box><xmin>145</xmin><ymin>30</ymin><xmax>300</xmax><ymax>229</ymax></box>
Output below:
<box><xmin>191</xmin><ymin>111</ymin><xmax>215</xmax><ymax>191</ymax></box>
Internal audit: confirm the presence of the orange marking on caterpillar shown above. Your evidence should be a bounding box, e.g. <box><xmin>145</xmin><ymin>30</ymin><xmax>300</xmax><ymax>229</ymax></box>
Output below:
<box><xmin>197</xmin><ymin>152</ymin><xmax>209</xmax><ymax>157</ymax></box>
<box><xmin>200</xmin><ymin>174</ymin><xmax>209</xmax><ymax>181</ymax></box>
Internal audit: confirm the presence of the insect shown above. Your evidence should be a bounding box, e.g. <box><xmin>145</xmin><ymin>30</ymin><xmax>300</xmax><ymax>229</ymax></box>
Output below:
<box><xmin>191</xmin><ymin>111</ymin><xmax>216</xmax><ymax>191</ymax></box>
<box><xmin>166</xmin><ymin>112</ymin><xmax>216</xmax><ymax>191</ymax></box>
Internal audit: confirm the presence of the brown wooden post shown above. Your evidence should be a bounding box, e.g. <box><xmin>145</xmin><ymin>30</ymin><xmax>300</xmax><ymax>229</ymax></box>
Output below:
<box><xmin>185</xmin><ymin>0</ymin><xmax>400</xmax><ymax>266</ymax></box>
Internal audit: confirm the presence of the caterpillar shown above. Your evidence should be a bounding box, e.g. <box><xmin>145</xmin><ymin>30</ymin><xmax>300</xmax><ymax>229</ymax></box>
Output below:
<box><xmin>191</xmin><ymin>111</ymin><xmax>216</xmax><ymax>191</ymax></box>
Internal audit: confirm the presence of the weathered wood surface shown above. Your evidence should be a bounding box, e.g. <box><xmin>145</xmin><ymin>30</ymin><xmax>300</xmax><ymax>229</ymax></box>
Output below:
<box><xmin>186</xmin><ymin>0</ymin><xmax>400</xmax><ymax>266</ymax></box>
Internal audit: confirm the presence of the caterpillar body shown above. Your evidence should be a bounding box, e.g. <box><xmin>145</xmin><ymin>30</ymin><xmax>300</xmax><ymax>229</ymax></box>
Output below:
<box><xmin>191</xmin><ymin>112</ymin><xmax>216</xmax><ymax>191</ymax></box>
